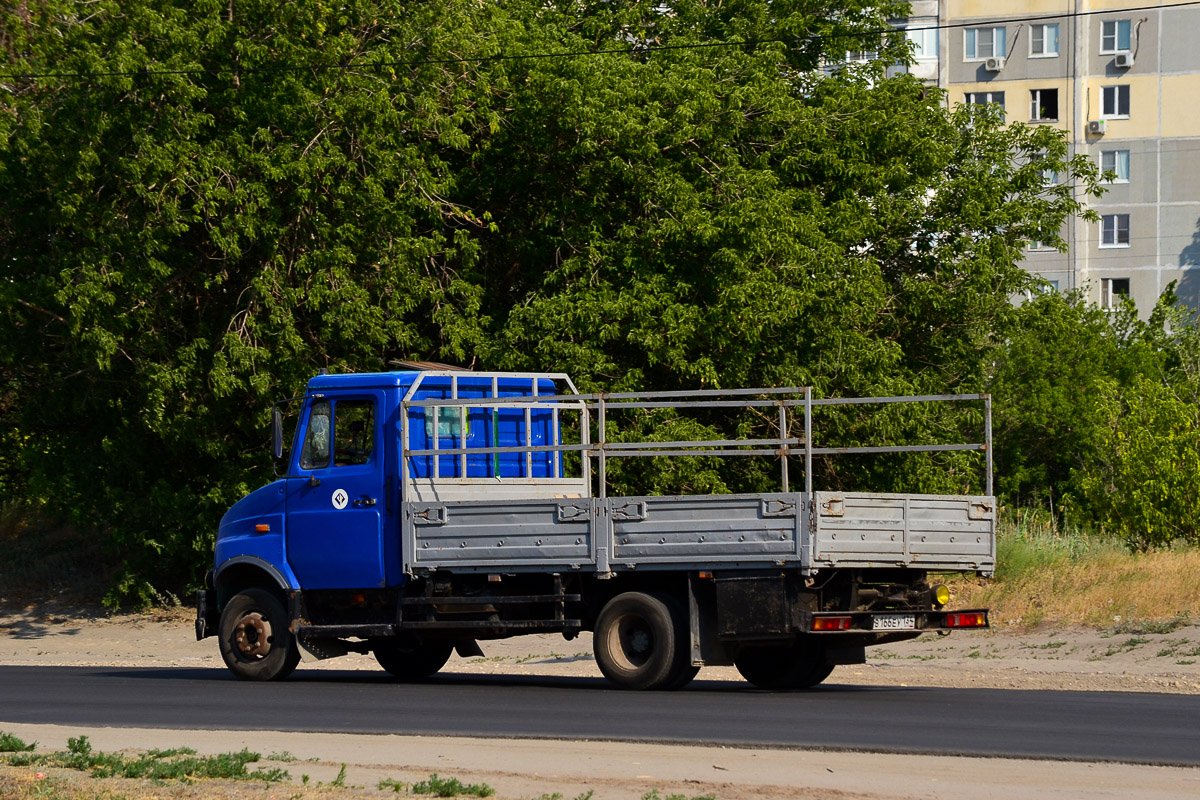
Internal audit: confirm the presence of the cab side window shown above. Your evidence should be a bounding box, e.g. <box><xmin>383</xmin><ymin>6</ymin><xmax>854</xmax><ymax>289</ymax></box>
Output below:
<box><xmin>334</xmin><ymin>400</ymin><xmax>374</xmax><ymax>466</ymax></box>
<box><xmin>299</xmin><ymin>400</ymin><xmax>332</xmax><ymax>470</ymax></box>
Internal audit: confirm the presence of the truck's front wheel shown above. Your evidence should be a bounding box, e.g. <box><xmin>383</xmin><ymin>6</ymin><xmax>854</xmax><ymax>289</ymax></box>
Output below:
<box><xmin>734</xmin><ymin>639</ymin><xmax>833</xmax><ymax>690</ymax></box>
<box><xmin>217</xmin><ymin>588</ymin><xmax>301</xmax><ymax>681</ymax></box>
<box><xmin>594</xmin><ymin>592</ymin><xmax>691</xmax><ymax>690</ymax></box>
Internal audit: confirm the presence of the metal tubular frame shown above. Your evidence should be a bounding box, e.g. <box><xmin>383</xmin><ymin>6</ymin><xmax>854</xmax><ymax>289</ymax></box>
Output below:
<box><xmin>400</xmin><ymin>375</ymin><xmax>993</xmax><ymax>498</ymax></box>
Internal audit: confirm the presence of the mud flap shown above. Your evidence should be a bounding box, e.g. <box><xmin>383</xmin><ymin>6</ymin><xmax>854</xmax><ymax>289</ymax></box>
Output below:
<box><xmin>455</xmin><ymin>639</ymin><xmax>485</xmax><ymax>658</ymax></box>
<box><xmin>296</xmin><ymin>635</ymin><xmax>349</xmax><ymax>663</ymax></box>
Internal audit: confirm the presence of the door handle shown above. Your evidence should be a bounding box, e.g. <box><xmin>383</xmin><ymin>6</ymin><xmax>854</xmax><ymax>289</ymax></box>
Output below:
<box><xmin>353</xmin><ymin>496</ymin><xmax>377</xmax><ymax>508</ymax></box>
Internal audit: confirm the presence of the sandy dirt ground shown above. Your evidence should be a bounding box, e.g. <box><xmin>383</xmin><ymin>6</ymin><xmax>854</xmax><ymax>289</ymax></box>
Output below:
<box><xmin>3</xmin><ymin>603</ymin><xmax>1199</xmax><ymax>693</ymax></box>
<box><xmin>2</xmin><ymin>602</ymin><xmax>1200</xmax><ymax>799</ymax></box>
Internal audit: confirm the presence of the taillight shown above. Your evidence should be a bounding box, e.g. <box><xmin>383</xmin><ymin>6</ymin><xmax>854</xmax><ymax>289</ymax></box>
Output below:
<box><xmin>945</xmin><ymin>612</ymin><xmax>988</xmax><ymax>628</ymax></box>
<box><xmin>812</xmin><ymin>616</ymin><xmax>854</xmax><ymax>631</ymax></box>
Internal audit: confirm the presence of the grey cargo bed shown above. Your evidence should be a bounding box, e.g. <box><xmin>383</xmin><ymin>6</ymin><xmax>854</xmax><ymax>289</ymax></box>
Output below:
<box><xmin>401</xmin><ymin>491</ymin><xmax>995</xmax><ymax>576</ymax></box>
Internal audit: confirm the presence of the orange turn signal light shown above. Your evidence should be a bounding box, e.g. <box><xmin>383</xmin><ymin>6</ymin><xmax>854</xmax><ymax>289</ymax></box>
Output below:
<box><xmin>254</xmin><ymin>524</ymin><xmax>270</xmax><ymax>533</ymax></box>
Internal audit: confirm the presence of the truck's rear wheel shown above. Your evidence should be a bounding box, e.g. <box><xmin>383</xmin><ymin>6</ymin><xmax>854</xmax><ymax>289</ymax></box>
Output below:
<box><xmin>594</xmin><ymin>592</ymin><xmax>691</xmax><ymax>690</ymax></box>
<box><xmin>735</xmin><ymin>639</ymin><xmax>832</xmax><ymax>690</ymax></box>
<box><xmin>218</xmin><ymin>588</ymin><xmax>301</xmax><ymax>681</ymax></box>
<box><xmin>374</xmin><ymin>638</ymin><xmax>453</xmax><ymax>681</ymax></box>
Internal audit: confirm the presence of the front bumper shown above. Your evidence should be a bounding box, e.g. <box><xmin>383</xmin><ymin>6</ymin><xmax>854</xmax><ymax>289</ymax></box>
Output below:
<box><xmin>195</xmin><ymin>589</ymin><xmax>218</xmax><ymax>641</ymax></box>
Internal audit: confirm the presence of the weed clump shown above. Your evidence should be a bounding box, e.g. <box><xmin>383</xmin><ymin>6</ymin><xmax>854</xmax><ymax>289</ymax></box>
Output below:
<box><xmin>0</xmin><ymin>734</ymin><xmax>288</xmax><ymax>782</ymax></box>
<box><xmin>412</xmin><ymin>772</ymin><xmax>495</xmax><ymax>797</ymax></box>
<box><xmin>0</xmin><ymin>732</ymin><xmax>35</xmax><ymax>753</ymax></box>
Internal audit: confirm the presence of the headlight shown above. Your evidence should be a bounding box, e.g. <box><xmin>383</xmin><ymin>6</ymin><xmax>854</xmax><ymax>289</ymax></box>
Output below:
<box><xmin>933</xmin><ymin>584</ymin><xmax>951</xmax><ymax>607</ymax></box>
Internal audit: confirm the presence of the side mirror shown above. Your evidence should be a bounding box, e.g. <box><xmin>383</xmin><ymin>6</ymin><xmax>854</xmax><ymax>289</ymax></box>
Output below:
<box><xmin>272</xmin><ymin>407</ymin><xmax>285</xmax><ymax>461</ymax></box>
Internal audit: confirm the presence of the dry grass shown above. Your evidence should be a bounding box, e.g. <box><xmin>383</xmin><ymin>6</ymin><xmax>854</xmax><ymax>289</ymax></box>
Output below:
<box><xmin>0</xmin><ymin>766</ymin><xmax>361</xmax><ymax>800</ymax></box>
<box><xmin>948</xmin><ymin>516</ymin><xmax>1200</xmax><ymax>629</ymax></box>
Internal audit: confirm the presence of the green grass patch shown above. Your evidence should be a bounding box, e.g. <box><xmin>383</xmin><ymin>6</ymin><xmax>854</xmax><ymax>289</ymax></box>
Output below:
<box><xmin>0</xmin><ymin>732</ymin><xmax>36</xmax><ymax>752</ymax></box>
<box><xmin>1111</xmin><ymin>612</ymin><xmax>1193</xmax><ymax>636</ymax></box>
<box><xmin>0</xmin><ymin>734</ymin><xmax>288</xmax><ymax>782</ymax></box>
<box><xmin>411</xmin><ymin>773</ymin><xmax>495</xmax><ymax>797</ymax></box>
<box><xmin>641</xmin><ymin>790</ymin><xmax>715</xmax><ymax>800</ymax></box>
<box><xmin>992</xmin><ymin>510</ymin><xmax>1123</xmax><ymax>582</ymax></box>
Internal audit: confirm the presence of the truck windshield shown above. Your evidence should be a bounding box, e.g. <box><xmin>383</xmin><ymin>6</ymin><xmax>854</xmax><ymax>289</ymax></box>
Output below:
<box><xmin>300</xmin><ymin>400</ymin><xmax>332</xmax><ymax>470</ymax></box>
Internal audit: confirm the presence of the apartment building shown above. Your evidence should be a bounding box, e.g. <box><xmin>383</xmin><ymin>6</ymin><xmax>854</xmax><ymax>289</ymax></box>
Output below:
<box><xmin>901</xmin><ymin>1</ymin><xmax>1200</xmax><ymax>313</ymax></box>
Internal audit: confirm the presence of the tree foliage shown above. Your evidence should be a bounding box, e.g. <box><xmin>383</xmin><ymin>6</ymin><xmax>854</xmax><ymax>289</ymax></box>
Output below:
<box><xmin>991</xmin><ymin>287</ymin><xmax>1200</xmax><ymax>550</ymax></box>
<box><xmin>1</xmin><ymin>1</ymin><xmax>1108</xmax><ymax>603</ymax></box>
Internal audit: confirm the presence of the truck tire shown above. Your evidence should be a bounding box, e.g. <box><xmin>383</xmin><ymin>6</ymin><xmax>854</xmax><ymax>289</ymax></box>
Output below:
<box><xmin>374</xmin><ymin>639</ymin><xmax>453</xmax><ymax>681</ymax></box>
<box><xmin>218</xmin><ymin>588</ymin><xmax>301</xmax><ymax>681</ymax></box>
<box><xmin>735</xmin><ymin>639</ymin><xmax>833</xmax><ymax>690</ymax></box>
<box><xmin>594</xmin><ymin>592</ymin><xmax>691</xmax><ymax>690</ymax></box>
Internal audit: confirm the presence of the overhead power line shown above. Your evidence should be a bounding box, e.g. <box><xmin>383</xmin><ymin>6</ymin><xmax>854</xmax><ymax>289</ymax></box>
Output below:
<box><xmin>2</xmin><ymin>1</ymin><xmax>1199</xmax><ymax>82</ymax></box>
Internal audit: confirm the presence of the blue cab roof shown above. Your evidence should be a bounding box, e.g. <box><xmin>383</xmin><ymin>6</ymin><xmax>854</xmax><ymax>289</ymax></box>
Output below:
<box><xmin>305</xmin><ymin>371</ymin><xmax>562</xmax><ymax>394</ymax></box>
<box><xmin>306</xmin><ymin>371</ymin><xmax>421</xmax><ymax>392</ymax></box>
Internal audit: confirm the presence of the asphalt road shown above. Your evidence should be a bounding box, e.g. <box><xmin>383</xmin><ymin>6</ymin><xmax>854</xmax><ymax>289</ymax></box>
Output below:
<box><xmin>1</xmin><ymin>666</ymin><xmax>1196</xmax><ymax>766</ymax></box>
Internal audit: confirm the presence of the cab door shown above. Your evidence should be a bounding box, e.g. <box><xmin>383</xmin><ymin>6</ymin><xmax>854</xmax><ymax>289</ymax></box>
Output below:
<box><xmin>285</xmin><ymin>392</ymin><xmax>388</xmax><ymax>589</ymax></box>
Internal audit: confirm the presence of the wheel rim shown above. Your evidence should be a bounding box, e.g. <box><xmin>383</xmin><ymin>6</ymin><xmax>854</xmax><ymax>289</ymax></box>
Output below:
<box><xmin>233</xmin><ymin>611</ymin><xmax>273</xmax><ymax>660</ymax></box>
<box><xmin>610</xmin><ymin>613</ymin><xmax>654</xmax><ymax>669</ymax></box>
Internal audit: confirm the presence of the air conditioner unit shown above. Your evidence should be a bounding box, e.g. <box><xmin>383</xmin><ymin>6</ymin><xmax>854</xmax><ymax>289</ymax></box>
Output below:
<box><xmin>984</xmin><ymin>56</ymin><xmax>1006</xmax><ymax>72</ymax></box>
<box><xmin>1114</xmin><ymin>52</ymin><xmax>1134</xmax><ymax>69</ymax></box>
<box><xmin>1088</xmin><ymin>119</ymin><xmax>1107</xmax><ymax>135</ymax></box>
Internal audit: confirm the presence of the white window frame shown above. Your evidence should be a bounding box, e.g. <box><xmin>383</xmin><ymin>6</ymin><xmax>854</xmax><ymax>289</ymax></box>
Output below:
<box><xmin>1030</xmin><ymin>88</ymin><xmax>1059</xmax><ymax>122</ymax></box>
<box><xmin>1101</xmin><ymin>277</ymin><xmax>1131</xmax><ymax>307</ymax></box>
<box><xmin>1100</xmin><ymin>19</ymin><xmax>1132</xmax><ymax>54</ymax></box>
<box><xmin>965</xmin><ymin>91</ymin><xmax>1006</xmax><ymax>112</ymax></box>
<box><xmin>965</xmin><ymin>27</ymin><xmax>1006</xmax><ymax>60</ymax></box>
<box><xmin>1100</xmin><ymin>150</ymin><xmax>1131</xmax><ymax>183</ymax></box>
<box><xmin>1030</xmin><ymin>23</ymin><xmax>1060</xmax><ymax>58</ymax></box>
<box><xmin>1029</xmin><ymin>240</ymin><xmax>1056</xmax><ymax>252</ymax></box>
<box><xmin>1100</xmin><ymin>85</ymin><xmax>1130</xmax><ymax>119</ymax></box>
<box><xmin>1100</xmin><ymin>214</ymin><xmax>1130</xmax><ymax>248</ymax></box>
<box><xmin>907</xmin><ymin>26</ymin><xmax>938</xmax><ymax>61</ymax></box>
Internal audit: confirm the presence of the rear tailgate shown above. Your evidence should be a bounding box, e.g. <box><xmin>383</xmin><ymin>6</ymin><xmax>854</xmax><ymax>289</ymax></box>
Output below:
<box><xmin>812</xmin><ymin>492</ymin><xmax>995</xmax><ymax>576</ymax></box>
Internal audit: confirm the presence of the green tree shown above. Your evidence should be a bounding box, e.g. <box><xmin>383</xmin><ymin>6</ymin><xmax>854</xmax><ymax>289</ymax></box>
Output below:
<box><xmin>0</xmin><ymin>0</ymin><xmax>1103</xmax><ymax>602</ymax></box>
<box><xmin>1068</xmin><ymin>372</ymin><xmax>1200</xmax><ymax>549</ymax></box>
<box><xmin>988</xmin><ymin>290</ymin><xmax>1165</xmax><ymax>509</ymax></box>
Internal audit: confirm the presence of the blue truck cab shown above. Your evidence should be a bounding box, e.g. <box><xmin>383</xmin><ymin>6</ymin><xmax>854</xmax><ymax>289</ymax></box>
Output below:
<box><xmin>198</xmin><ymin>370</ymin><xmax>994</xmax><ymax>689</ymax></box>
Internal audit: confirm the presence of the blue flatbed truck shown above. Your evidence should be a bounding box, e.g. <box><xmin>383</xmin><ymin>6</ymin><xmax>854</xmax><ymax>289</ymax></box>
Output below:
<box><xmin>196</xmin><ymin>369</ymin><xmax>994</xmax><ymax>690</ymax></box>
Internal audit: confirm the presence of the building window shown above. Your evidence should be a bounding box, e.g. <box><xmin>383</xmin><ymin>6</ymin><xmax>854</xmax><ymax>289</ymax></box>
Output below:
<box><xmin>965</xmin><ymin>27</ymin><xmax>1006</xmax><ymax>60</ymax></box>
<box><xmin>907</xmin><ymin>27</ymin><xmax>938</xmax><ymax>60</ymax></box>
<box><xmin>1102</xmin><ymin>277</ymin><xmax>1131</xmax><ymax>307</ymax></box>
<box><xmin>1100</xmin><ymin>150</ymin><xmax>1131</xmax><ymax>183</ymax></box>
<box><xmin>1100</xmin><ymin>214</ymin><xmax>1130</xmax><ymax>247</ymax></box>
<box><xmin>846</xmin><ymin>49</ymin><xmax>877</xmax><ymax>63</ymax></box>
<box><xmin>1029</xmin><ymin>240</ymin><xmax>1056</xmax><ymax>251</ymax></box>
<box><xmin>965</xmin><ymin>91</ymin><xmax>1005</xmax><ymax>112</ymax></box>
<box><xmin>1031</xmin><ymin>23</ymin><xmax>1060</xmax><ymax>57</ymax></box>
<box><xmin>1101</xmin><ymin>85</ymin><xmax>1130</xmax><ymax>118</ymax></box>
<box><xmin>1030</xmin><ymin>89</ymin><xmax>1059</xmax><ymax>121</ymax></box>
<box><xmin>1101</xmin><ymin>19</ymin><xmax>1131</xmax><ymax>53</ymax></box>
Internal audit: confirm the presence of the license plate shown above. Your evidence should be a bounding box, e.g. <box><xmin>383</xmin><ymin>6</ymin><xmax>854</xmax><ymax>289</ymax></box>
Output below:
<box><xmin>872</xmin><ymin>614</ymin><xmax>916</xmax><ymax>631</ymax></box>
